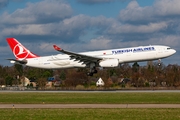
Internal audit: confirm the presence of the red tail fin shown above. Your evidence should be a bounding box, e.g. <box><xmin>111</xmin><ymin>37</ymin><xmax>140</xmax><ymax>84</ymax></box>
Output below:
<box><xmin>6</xmin><ymin>38</ymin><xmax>39</xmax><ymax>60</ymax></box>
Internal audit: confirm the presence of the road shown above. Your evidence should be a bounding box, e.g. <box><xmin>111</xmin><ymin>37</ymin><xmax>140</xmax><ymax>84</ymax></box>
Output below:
<box><xmin>1</xmin><ymin>104</ymin><xmax>180</xmax><ymax>108</ymax></box>
<box><xmin>1</xmin><ymin>90</ymin><xmax>180</xmax><ymax>93</ymax></box>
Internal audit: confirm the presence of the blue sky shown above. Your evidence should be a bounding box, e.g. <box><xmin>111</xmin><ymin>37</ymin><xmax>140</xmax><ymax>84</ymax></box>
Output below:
<box><xmin>0</xmin><ymin>0</ymin><xmax>179</xmax><ymax>66</ymax></box>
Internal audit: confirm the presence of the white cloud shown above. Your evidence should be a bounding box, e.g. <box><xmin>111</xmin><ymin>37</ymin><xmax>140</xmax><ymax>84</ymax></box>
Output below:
<box><xmin>148</xmin><ymin>35</ymin><xmax>180</xmax><ymax>48</ymax></box>
<box><xmin>2</xmin><ymin>24</ymin><xmax>47</xmax><ymax>36</ymax></box>
<box><xmin>0</xmin><ymin>0</ymin><xmax>22</xmax><ymax>9</ymax></box>
<box><xmin>119</xmin><ymin>1</ymin><xmax>153</xmax><ymax>22</ymax></box>
<box><xmin>0</xmin><ymin>0</ymin><xmax>9</xmax><ymax>9</ymax></box>
<box><xmin>0</xmin><ymin>0</ymin><xmax>72</xmax><ymax>24</ymax></box>
<box><xmin>119</xmin><ymin>0</ymin><xmax>180</xmax><ymax>22</ymax></box>
<box><xmin>107</xmin><ymin>22</ymin><xmax>168</xmax><ymax>34</ymax></box>
<box><xmin>83</xmin><ymin>36</ymin><xmax>112</xmax><ymax>50</ymax></box>
<box><xmin>77</xmin><ymin>0</ymin><xmax>131</xmax><ymax>4</ymax></box>
<box><xmin>77</xmin><ymin>0</ymin><xmax>116</xmax><ymax>4</ymax></box>
<box><xmin>154</xmin><ymin>0</ymin><xmax>180</xmax><ymax>16</ymax></box>
<box><xmin>1</xmin><ymin>14</ymin><xmax>115</xmax><ymax>42</ymax></box>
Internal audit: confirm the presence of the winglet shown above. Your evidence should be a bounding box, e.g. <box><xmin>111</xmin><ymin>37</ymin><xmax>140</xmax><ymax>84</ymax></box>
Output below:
<box><xmin>53</xmin><ymin>45</ymin><xmax>62</xmax><ymax>51</ymax></box>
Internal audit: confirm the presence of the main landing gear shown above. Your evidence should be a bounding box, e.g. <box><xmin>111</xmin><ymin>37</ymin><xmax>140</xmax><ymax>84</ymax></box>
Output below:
<box><xmin>87</xmin><ymin>67</ymin><xmax>97</xmax><ymax>76</ymax></box>
<box><xmin>158</xmin><ymin>59</ymin><xmax>161</xmax><ymax>66</ymax></box>
<box><xmin>87</xmin><ymin>63</ymin><xmax>98</xmax><ymax>76</ymax></box>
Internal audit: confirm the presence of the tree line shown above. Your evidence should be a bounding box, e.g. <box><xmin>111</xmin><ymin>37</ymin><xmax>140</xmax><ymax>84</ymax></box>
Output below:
<box><xmin>0</xmin><ymin>61</ymin><xmax>180</xmax><ymax>89</ymax></box>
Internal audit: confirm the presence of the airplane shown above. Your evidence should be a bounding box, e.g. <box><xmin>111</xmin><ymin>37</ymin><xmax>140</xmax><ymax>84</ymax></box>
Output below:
<box><xmin>6</xmin><ymin>38</ymin><xmax>176</xmax><ymax>76</ymax></box>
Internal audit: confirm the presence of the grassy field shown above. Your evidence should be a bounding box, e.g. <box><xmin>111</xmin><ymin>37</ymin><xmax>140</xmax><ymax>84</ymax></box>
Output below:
<box><xmin>1</xmin><ymin>92</ymin><xmax>180</xmax><ymax>120</ymax></box>
<box><xmin>0</xmin><ymin>108</ymin><xmax>180</xmax><ymax>120</ymax></box>
<box><xmin>0</xmin><ymin>92</ymin><xmax>180</xmax><ymax>104</ymax></box>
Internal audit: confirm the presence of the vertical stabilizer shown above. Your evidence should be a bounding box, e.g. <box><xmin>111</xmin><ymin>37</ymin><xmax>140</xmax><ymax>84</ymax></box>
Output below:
<box><xmin>6</xmin><ymin>38</ymin><xmax>39</xmax><ymax>60</ymax></box>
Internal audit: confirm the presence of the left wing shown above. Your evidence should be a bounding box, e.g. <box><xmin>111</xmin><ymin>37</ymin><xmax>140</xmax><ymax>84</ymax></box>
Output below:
<box><xmin>53</xmin><ymin>45</ymin><xmax>103</xmax><ymax>65</ymax></box>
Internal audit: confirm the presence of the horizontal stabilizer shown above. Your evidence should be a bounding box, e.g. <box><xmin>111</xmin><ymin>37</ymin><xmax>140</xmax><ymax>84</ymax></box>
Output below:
<box><xmin>7</xmin><ymin>59</ymin><xmax>27</xmax><ymax>64</ymax></box>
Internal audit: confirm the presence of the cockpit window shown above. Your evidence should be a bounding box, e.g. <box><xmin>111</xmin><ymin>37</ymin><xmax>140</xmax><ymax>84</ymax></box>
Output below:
<box><xmin>167</xmin><ymin>48</ymin><xmax>171</xmax><ymax>50</ymax></box>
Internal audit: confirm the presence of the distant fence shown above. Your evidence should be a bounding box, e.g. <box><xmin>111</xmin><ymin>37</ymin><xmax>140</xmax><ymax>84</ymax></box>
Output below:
<box><xmin>0</xmin><ymin>86</ymin><xmax>36</xmax><ymax>91</ymax></box>
<box><xmin>1</xmin><ymin>86</ymin><xmax>180</xmax><ymax>91</ymax></box>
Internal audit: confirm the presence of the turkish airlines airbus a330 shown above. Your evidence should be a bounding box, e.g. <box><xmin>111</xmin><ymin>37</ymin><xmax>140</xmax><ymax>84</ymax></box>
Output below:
<box><xmin>6</xmin><ymin>38</ymin><xmax>176</xmax><ymax>76</ymax></box>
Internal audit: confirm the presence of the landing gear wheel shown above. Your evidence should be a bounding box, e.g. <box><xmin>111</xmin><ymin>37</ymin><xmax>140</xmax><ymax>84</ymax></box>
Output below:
<box><xmin>87</xmin><ymin>72</ymin><xmax>93</xmax><ymax>76</ymax></box>
<box><xmin>158</xmin><ymin>59</ymin><xmax>161</xmax><ymax>66</ymax></box>
<box><xmin>93</xmin><ymin>69</ymin><xmax>98</xmax><ymax>74</ymax></box>
<box><xmin>87</xmin><ymin>63</ymin><xmax>98</xmax><ymax>76</ymax></box>
<box><xmin>91</xmin><ymin>67</ymin><xmax>97</xmax><ymax>73</ymax></box>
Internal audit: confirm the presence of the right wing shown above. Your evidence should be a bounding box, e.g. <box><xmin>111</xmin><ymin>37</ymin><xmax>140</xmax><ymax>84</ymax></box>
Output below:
<box><xmin>53</xmin><ymin>45</ymin><xmax>103</xmax><ymax>65</ymax></box>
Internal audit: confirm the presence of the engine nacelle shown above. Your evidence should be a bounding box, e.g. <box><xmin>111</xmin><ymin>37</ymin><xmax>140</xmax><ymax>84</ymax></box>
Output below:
<box><xmin>99</xmin><ymin>59</ymin><xmax>119</xmax><ymax>67</ymax></box>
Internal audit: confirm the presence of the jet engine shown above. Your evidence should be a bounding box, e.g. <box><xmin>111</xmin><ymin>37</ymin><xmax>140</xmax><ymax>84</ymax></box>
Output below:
<box><xmin>99</xmin><ymin>59</ymin><xmax>119</xmax><ymax>67</ymax></box>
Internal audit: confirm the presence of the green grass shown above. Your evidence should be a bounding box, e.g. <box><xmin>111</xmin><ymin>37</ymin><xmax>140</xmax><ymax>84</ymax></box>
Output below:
<box><xmin>0</xmin><ymin>108</ymin><xmax>180</xmax><ymax>120</ymax></box>
<box><xmin>1</xmin><ymin>92</ymin><xmax>180</xmax><ymax>120</ymax></box>
<box><xmin>0</xmin><ymin>92</ymin><xmax>180</xmax><ymax>104</ymax></box>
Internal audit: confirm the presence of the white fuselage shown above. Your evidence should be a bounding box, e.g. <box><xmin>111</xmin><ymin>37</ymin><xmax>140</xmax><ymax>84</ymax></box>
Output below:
<box><xmin>24</xmin><ymin>45</ymin><xmax>176</xmax><ymax>69</ymax></box>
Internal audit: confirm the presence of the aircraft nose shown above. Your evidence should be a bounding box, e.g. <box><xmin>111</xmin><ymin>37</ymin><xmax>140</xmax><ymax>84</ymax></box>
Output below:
<box><xmin>172</xmin><ymin>49</ymin><xmax>176</xmax><ymax>54</ymax></box>
<box><xmin>171</xmin><ymin>49</ymin><xmax>176</xmax><ymax>55</ymax></box>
